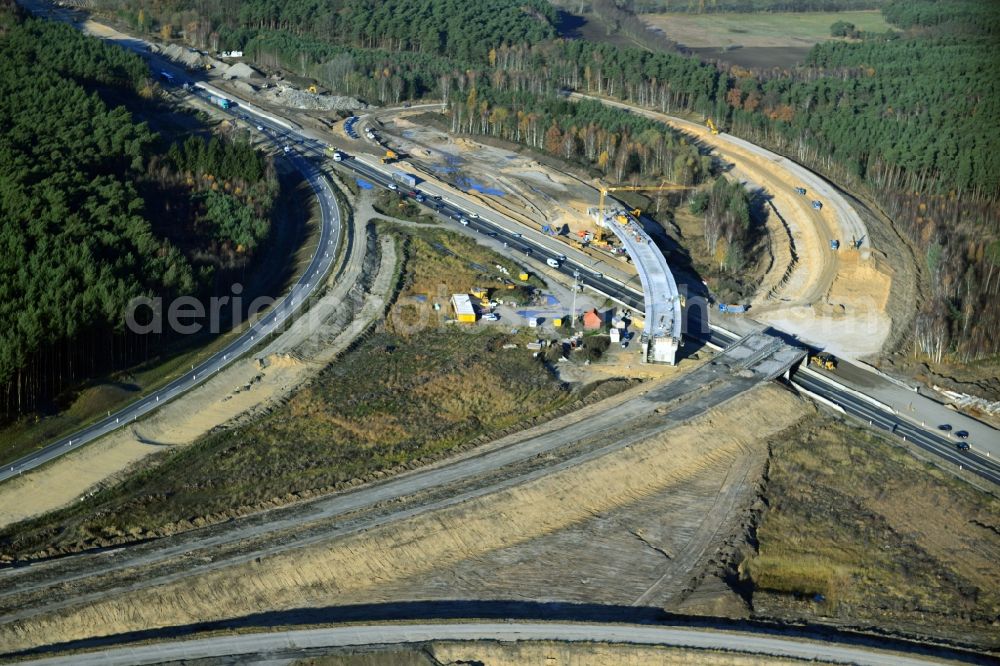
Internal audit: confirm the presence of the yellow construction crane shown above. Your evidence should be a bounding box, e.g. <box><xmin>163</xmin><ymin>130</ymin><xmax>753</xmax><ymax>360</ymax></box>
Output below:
<box><xmin>596</xmin><ymin>183</ymin><xmax>690</xmax><ymax>241</ymax></box>
<box><xmin>706</xmin><ymin>117</ymin><xmax>720</xmax><ymax>134</ymax></box>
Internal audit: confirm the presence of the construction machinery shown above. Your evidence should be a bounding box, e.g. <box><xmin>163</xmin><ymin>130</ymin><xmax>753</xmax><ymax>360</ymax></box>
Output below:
<box><xmin>381</xmin><ymin>149</ymin><xmax>399</xmax><ymax>164</ymax></box>
<box><xmin>706</xmin><ymin>117</ymin><xmax>720</xmax><ymax>135</ymax></box>
<box><xmin>810</xmin><ymin>353</ymin><xmax>837</xmax><ymax>371</ymax></box>
<box><xmin>596</xmin><ymin>183</ymin><xmax>689</xmax><ymax>241</ymax></box>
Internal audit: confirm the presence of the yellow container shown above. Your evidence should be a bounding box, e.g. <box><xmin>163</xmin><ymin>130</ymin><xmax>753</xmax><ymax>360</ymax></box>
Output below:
<box><xmin>518</xmin><ymin>272</ymin><xmax>529</xmax><ymax>281</ymax></box>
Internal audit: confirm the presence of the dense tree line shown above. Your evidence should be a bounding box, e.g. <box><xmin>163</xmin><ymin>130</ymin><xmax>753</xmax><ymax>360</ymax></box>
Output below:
<box><xmin>164</xmin><ymin>135</ymin><xmax>275</xmax><ymax>252</ymax></box>
<box><xmin>881</xmin><ymin>0</ymin><xmax>1000</xmax><ymax>33</ymax></box>
<box><xmin>0</xmin><ymin>13</ymin><xmax>275</xmax><ymax>420</ymax></box>
<box><xmin>689</xmin><ymin>178</ymin><xmax>753</xmax><ymax>273</ymax></box>
<box><xmin>243</xmin><ymin>32</ymin><xmax>464</xmax><ymax>104</ymax></box>
<box><xmin>100</xmin><ymin>0</ymin><xmax>555</xmax><ymax>62</ymax></box>
<box><xmin>450</xmin><ymin>89</ymin><xmax>710</xmax><ymax>185</ymax></box>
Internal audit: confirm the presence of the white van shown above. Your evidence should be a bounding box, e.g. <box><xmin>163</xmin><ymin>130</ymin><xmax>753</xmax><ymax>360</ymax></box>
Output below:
<box><xmin>546</xmin><ymin>258</ymin><xmax>560</xmax><ymax>268</ymax></box>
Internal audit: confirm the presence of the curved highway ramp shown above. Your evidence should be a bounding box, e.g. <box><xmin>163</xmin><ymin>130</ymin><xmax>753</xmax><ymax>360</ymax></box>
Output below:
<box><xmin>593</xmin><ymin>204</ymin><xmax>683</xmax><ymax>364</ymax></box>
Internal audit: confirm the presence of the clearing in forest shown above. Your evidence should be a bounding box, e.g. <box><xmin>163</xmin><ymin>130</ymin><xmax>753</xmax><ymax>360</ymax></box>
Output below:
<box><xmin>642</xmin><ymin>11</ymin><xmax>891</xmax><ymax>49</ymax></box>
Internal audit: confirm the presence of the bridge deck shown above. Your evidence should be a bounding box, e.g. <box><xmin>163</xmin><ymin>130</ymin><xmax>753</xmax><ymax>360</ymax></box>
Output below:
<box><xmin>598</xmin><ymin>209</ymin><xmax>682</xmax><ymax>363</ymax></box>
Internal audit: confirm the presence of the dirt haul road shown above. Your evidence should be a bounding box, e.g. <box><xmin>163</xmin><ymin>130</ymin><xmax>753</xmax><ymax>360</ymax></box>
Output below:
<box><xmin>571</xmin><ymin>93</ymin><xmax>894</xmax><ymax>360</ymax></box>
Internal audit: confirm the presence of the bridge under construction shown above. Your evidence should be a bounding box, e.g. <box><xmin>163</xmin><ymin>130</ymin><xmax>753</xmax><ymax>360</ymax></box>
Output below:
<box><xmin>591</xmin><ymin>204</ymin><xmax>683</xmax><ymax>365</ymax></box>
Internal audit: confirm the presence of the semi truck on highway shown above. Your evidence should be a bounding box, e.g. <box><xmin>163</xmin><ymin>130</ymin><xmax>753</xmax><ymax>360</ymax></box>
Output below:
<box><xmin>392</xmin><ymin>171</ymin><xmax>417</xmax><ymax>188</ymax></box>
<box><xmin>209</xmin><ymin>94</ymin><xmax>232</xmax><ymax>109</ymax></box>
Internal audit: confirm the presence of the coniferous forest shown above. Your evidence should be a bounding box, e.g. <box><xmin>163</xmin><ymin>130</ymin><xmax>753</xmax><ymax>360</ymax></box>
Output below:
<box><xmin>0</xmin><ymin>5</ymin><xmax>276</xmax><ymax>419</ymax></box>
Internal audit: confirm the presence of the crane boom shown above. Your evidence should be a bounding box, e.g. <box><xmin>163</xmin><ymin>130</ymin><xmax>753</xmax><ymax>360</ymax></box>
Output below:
<box><xmin>596</xmin><ymin>183</ymin><xmax>690</xmax><ymax>241</ymax></box>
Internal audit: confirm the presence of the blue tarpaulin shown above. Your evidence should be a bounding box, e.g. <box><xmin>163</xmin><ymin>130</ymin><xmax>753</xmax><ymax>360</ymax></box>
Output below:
<box><xmin>456</xmin><ymin>177</ymin><xmax>504</xmax><ymax>196</ymax></box>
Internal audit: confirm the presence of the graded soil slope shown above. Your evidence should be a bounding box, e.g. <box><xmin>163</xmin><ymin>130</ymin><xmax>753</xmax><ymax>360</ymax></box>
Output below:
<box><xmin>571</xmin><ymin>93</ymin><xmax>895</xmax><ymax>359</ymax></box>
<box><xmin>0</xmin><ymin>385</ymin><xmax>810</xmax><ymax>654</ymax></box>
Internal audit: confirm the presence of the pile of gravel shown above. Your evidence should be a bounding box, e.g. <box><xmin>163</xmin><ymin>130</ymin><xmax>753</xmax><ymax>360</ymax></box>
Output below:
<box><xmin>223</xmin><ymin>62</ymin><xmax>262</xmax><ymax>80</ymax></box>
<box><xmin>150</xmin><ymin>43</ymin><xmax>203</xmax><ymax>69</ymax></box>
<box><xmin>256</xmin><ymin>85</ymin><xmax>368</xmax><ymax>111</ymax></box>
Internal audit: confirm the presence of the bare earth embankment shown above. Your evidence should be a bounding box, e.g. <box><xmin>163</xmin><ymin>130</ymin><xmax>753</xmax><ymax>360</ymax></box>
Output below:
<box><xmin>0</xmin><ymin>385</ymin><xmax>810</xmax><ymax>654</ymax></box>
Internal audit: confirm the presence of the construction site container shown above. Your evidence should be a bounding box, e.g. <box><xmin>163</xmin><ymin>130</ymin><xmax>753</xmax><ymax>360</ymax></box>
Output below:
<box><xmin>451</xmin><ymin>294</ymin><xmax>476</xmax><ymax>323</ymax></box>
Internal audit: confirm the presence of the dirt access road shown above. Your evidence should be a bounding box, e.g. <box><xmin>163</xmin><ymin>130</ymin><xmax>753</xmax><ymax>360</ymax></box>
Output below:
<box><xmin>571</xmin><ymin>93</ymin><xmax>896</xmax><ymax>360</ymax></box>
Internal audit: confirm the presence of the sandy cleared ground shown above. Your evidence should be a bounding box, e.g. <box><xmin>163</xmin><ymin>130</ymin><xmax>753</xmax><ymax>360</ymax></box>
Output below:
<box><xmin>0</xmin><ymin>385</ymin><xmax>810</xmax><ymax>653</ymax></box>
<box><xmin>0</xmin><ymin>189</ymin><xmax>395</xmax><ymax>528</ymax></box>
<box><xmin>367</xmin><ymin>112</ymin><xmax>648</xmax><ymax>293</ymax></box>
<box><xmin>570</xmin><ymin>94</ymin><xmax>894</xmax><ymax>360</ymax></box>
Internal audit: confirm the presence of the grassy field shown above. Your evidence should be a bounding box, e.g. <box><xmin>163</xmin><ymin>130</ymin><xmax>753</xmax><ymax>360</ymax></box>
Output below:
<box><xmin>0</xmin><ymin>228</ymin><xmax>589</xmax><ymax>560</ymax></box>
<box><xmin>643</xmin><ymin>11</ymin><xmax>891</xmax><ymax>49</ymax></box>
<box><xmin>372</xmin><ymin>190</ymin><xmax>439</xmax><ymax>225</ymax></box>
<box><xmin>745</xmin><ymin>416</ymin><xmax>1000</xmax><ymax>647</ymax></box>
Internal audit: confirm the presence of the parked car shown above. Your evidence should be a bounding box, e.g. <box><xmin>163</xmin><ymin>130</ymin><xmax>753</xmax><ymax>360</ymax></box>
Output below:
<box><xmin>956</xmin><ymin>430</ymin><xmax>969</xmax><ymax>439</ymax></box>
<box><xmin>938</xmin><ymin>423</ymin><xmax>953</xmax><ymax>432</ymax></box>
<box><xmin>956</xmin><ymin>441</ymin><xmax>971</xmax><ymax>451</ymax></box>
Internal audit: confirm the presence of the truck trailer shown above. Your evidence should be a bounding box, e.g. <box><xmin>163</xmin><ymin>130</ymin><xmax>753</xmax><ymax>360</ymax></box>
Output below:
<box><xmin>209</xmin><ymin>94</ymin><xmax>232</xmax><ymax>110</ymax></box>
<box><xmin>391</xmin><ymin>171</ymin><xmax>417</xmax><ymax>188</ymax></box>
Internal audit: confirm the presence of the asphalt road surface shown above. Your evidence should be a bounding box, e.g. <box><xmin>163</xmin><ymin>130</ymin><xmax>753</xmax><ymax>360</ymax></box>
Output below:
<box><xmin>16</xmin><ymin>622</ymin><xmax>969</xmax><ymax>666</ymax></box>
